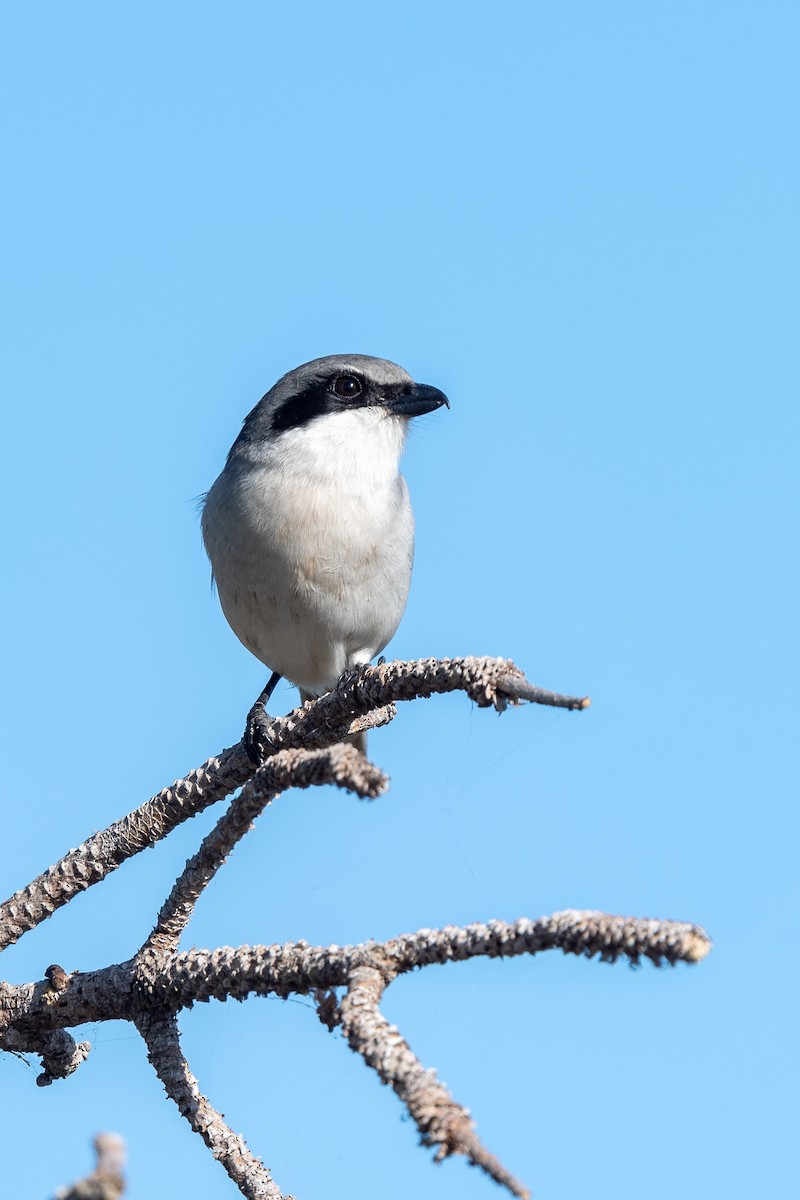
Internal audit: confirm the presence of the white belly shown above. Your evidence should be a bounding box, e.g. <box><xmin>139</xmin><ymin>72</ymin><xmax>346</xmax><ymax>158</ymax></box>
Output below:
<box><xmin>202</xmin><ymin>439</ymin><xmax>414</xmax><ymax>694</ymax></box>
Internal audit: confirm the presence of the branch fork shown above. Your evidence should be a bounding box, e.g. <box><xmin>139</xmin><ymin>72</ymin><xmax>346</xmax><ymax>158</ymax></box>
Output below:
<box><xmin>0</xmin><ymin>654</ymin><xmax>707</xmax><ymax>1200</ymax></box>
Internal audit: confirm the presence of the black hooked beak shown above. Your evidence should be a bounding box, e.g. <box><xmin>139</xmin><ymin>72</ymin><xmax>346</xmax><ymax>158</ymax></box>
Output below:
<box><xmin>384</xmin><ymin>382</ymin><xmax>450</xmax><ymax>417</ymax></box>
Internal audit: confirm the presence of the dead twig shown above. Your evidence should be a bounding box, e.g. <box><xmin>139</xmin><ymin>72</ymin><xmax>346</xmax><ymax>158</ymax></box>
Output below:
<box><xmin>54</xmin><ymin>1132</ymin><xmax>126</xmax><ymax>1200</ymax></box>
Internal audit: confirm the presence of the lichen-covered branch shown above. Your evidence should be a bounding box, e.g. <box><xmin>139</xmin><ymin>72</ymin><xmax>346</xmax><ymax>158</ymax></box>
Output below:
<box><xmin>54</xmin><ymin>1132</ymin><xmax>127</xmax><ymax>1200</ymax></box>
<box><xmin>136</xmin><ymin>1012</ymin><xmax>289</xmax><ymax>1200</ymax></box>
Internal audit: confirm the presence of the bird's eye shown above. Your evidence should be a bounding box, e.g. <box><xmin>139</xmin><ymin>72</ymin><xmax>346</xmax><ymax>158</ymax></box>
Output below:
<box><xmin>332</xmin><ymin>375</ymin><xmax>363</xmax><ymax>399</ymax></box>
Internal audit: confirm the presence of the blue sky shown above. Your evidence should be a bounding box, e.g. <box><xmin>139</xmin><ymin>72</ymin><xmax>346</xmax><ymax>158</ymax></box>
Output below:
<box><xmin>1</xmin><ymin>3</ymin><xmax>797</xmax><ymax>1198</ymax></box>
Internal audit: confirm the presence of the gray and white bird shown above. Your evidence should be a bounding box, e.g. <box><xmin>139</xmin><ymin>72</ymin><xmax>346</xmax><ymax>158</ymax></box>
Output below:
<box><xmin>201</xmin><ymin>354</ymin><xmax>449</xmax><ymax>746</ymax></box>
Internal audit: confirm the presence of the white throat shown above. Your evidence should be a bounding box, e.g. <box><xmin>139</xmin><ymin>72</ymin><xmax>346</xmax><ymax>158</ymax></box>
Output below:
<box><xmin>263</xmin><ymin>407</ymin><xmax>408</xmax><ymax>488</ymax></box>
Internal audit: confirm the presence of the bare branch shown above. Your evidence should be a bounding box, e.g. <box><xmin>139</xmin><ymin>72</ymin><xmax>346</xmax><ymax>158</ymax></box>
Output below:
<box><xmin>0</xmin><ymin>913</ymin><xmax>709</xmax><ymax>1047</ymax></box>
<box><xmin>136</xmin><ymin>1012</ymin><xmax>290</xmax><ymax>1200</ymax></box>
<box><xmin>0</xmin><ymin>656</ymin><xmax>582</xmax><ymax>954</ymax></box>
<box><xmin>0</xmin><ymin>742</ymin><xmax>255</xmax><ymax>952</ymax></box>
<box><xmin>497</xmin><ymin>673</ymin><xmax>591</xmax><ymax>710</ymax></box>
<box><xmin>264</xmin><ymin>658</ymin><xmax>589</xmax><ymax>750</ymax></box>
<box><xmin>159</xmin><ymin>912</ymin><xmax>711</xmax><ymax>1008</ymax></box>
<box><xmin>3</xmin><ymin>1025</ymin><xmax>91</xmax><ymax>1086</ymax></box>
<box><xmin>379</xmin><ymin>909</ymin><xmax>712</xmax><ymax>971</ymax></box>
<box><xmin>339</xmin><ymin>965</ymin><xmax>530</xmax><ymax>1198</ymax></box>
<box><xmin>0</xmin><ymin>908</ymin><xmax>709</xmax><ymax>1198</ymax></box>
<box><xmin>143</xmin><ymin>746</ymin><xmax>387</xmax><ymax>956</ymax></box>
<box><xmin>3</xmin><ymin>653</ymin><xmax>686</xmax><ymax>1200</ymax></box>
<box><xmin>54</xmin><ymin>1132</ymin><xmax>126</xmax><ymax>1200</ymax></box>
<box><xmin>0</xmin><ymin>963</ymin><xmax>134</xmax><ymax>1039</ymax></box>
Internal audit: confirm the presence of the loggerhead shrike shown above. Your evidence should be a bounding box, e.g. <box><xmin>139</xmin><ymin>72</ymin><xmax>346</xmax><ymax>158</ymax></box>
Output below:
<box><xmin>202</xmin><ymin>354</ymin><xmax>449</xmax><ymax>749</ymax></box>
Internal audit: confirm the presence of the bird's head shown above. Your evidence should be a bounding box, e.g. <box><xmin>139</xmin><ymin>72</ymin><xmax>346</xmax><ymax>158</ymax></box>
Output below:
<box><xmin>228</xmin><ymin>355</ymin><xmax>449</xmax><ymax>465</ymax></box>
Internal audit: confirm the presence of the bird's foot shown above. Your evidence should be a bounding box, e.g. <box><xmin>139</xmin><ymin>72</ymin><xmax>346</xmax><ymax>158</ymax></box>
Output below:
<box><xmin>244</xmin><ymin>701</ymin><xmax>277</xmax><ymax>765</ymax></box>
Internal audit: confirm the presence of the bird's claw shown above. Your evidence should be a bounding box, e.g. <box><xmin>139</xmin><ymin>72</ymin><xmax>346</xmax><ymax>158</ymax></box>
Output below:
<box><xmin>244</xmin><ymin>701</ymin><xmax>276</xmax><ymax>764</ymax></box>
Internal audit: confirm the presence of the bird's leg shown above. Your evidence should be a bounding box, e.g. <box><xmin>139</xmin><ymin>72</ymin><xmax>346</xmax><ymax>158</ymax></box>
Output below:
<box><xmin>244</xmin><ymin>671</ymin><xmax>281</xmax><ymax>764</ymax></box>
<box><xmin>255</xmin><ymin>671</ymin><xmax>282</xmax><ymax>709</ymax></box>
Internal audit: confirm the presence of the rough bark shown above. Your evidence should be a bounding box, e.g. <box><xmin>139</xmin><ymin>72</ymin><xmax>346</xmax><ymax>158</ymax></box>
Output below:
<box><xmin>0</xmin><ymin>656</ymin><xmax>707</xmax><ymax>1200</ymax></box>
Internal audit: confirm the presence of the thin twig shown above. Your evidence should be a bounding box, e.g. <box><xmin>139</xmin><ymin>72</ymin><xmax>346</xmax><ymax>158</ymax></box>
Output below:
<box><xmin>497</xmin><ymin>673</ymin><xmax>591</xmax><ymax>710</ymax></box>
